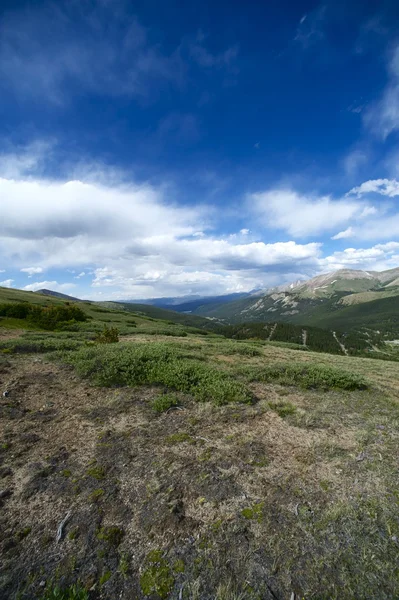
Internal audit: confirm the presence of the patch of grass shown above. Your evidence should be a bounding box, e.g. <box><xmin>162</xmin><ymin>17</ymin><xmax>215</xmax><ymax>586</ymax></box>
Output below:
<box><xmin>245</xmin><ymin>363</ymin><xmax>368</xmax><ymax>391</ymax></box>
<box><xmin>268</xmin><ymin>401</ymin><xmax>297</xmax><ymax>418</ymax></box>
<box><xmin>151</xmin><ymin>393</ymin><xmax>180</xmax><ymax>413</ymax></box>
<box><xmin>15</xmin><ymin>526</ymin><xmax>32</xmax><ymax>541</ymax></box>
<box><xmin>86</xmin><ymin>465</ymin><xmax>106</xmax><ymax>480</ymax></box>
<box><xmin>64</xmin><ymin>343</ymin><xmax>252</xmax><ymax>405</ymax></box>
<box><xmin>173</xmin><ymin>559</ymin><xmax>185</xmax><ymax>573</ymax></box>
<box><xmin>68</xmin><ymin>527</ymin><xmax>79</xmax><ymax>541</ymax></box>
<box><xmin>40</xmin><ymin>584</ymin><xmax>88</xmax><ymax>600</ymax></box>
<box><xmin>241</xmin><ymin>502</ymin><xmax>264</xmax><ymax>523</ymax></box>
<box><xmin>221</xmin><ymin>343</ymin><xmax>262</xmax><ymax>357</ymax></box>
<box><xmin>140</xmin><ymin>549</ymin><xmax>174</xmax><ymax>600</ymax></box>
<box><xmin>166</xmin><ymin>432</ymin><xmax>194</xmax><ymax>445</ymax></box>
<box><xmin>61</xmin><ymin>469</ymin><xmax>72</xmax><ymax>477</ymax></box>
<box><xmin>99</xmin><ymin>570</ymin><xmax>112</xmax><ymax>586</ymax></box>
<box><xmin>119</xmin><ymin>554</ymin><xmax>129</xmax><ymax>578</ymax></box>
<box><xmin>96</xmin><ymin>526</ymin><xmax>124</xmax><ymax>547</ymax></box>
<box><xmin>88</xmin><ymin>488</ymin><xmax>105</xmax><ymax>502</ymax></box>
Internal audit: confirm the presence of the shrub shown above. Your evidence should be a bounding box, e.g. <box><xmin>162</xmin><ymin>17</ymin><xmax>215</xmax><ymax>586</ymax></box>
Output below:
<box><xmin>64</xmin><ymin>343</ymin><xmax>252</xmax><ymax>405</ymax></box>
<box><xmin>245</xmin><ymin>363</ymin><xmax>368</xmax><ymax>391</ymax></box>
<box><xmin>0</xmin><ymin>337</ymin><xmax>83</xmax><ymax>354</ymax></box>
<box><xmin>95</xmin><ymin>325</ymin><xmax>119</xmax><ymax>344</ymax></box>
<box><xmin>151</xmin><ymin>393</ymin><xmax>180</xmax><ymax>413</ymax></box>
<box><xmin>0</xmin><ymin>302</ymin><xmax>87</xmax><ymax>330</ymax></box>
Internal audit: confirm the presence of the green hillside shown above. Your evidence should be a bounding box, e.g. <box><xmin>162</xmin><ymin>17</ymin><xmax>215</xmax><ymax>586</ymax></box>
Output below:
<box><xmin>290</xmin><ymin>294</ymin><xmax>399</xmax><ymax>337</ymax></box>
<box><xmin>107</xmin><ymin>301</ymin><xmax>220</xmax><ymax>330</ymax></box>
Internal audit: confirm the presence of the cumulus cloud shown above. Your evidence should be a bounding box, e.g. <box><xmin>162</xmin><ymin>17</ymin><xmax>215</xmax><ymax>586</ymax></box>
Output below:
<box><xmin>323</xmin><ymin>242</ymin><xmax>399</xmax><ymax>272</ymax></box>
<box><xmin>0</xmin><ymin>279</ymin><xmax>14</xmax><ymax>288</ymax></box>
<box><xmin>20</xmin><ymin>267</ymin><xmax>44</xmax><ymax>277</ymax></box>
<box><xmin>347</xmin><ymin>178</ymin><xmax>399</xmax><ymax>197</ymax></box>
<box><xmin>22</xmin><ymin>281</ymin><xmax>76</xmax><ymax>293</ymax></box>
<box><xmin>331</xmin><ymin>227</ymin><xmax>354</xmax><ymax>240</ymax></box>
<box><xmin>0</xmin><ymin>166</ymin><xmax>326</xmax><ymax>297</ymax></box>
<box><xmin>250</xmin><ymin>189</ymin><xmax>362</xmax><ymax>237</ymax></box>
<box><xmin>0</xmin><ymin>146</ymin><xmax>398</xmax><ymax>298</ymax></box>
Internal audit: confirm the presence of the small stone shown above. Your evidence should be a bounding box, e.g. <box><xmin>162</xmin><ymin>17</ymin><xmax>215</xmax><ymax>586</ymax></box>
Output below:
<box><xmin>392</xmin><ymin>536</ymin><xmax>398</xmax><ymax>542</ymax></box>
<box><xmin>376</xmin><ymin>425</ymin><xmax>385</xmax><ymax>430</ymax></box>
<box><xmin>39</xmin><ymin>580</ymin><xmax>46</xmax><ymax>588</ymax></box>
<box><xmin>2</xmin><ymin>391</ymin><xmax>9</xmax><ymax>398</ymax></box>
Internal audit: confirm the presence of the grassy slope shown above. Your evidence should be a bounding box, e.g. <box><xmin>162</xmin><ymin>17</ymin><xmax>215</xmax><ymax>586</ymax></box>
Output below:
<box><xmin>289</xmin><ymin>294</ymin><xmax>399</xmax><ymax>334</ymax></box>
<box><xmin>339</xmin><ymin>287</ymin><xmax>399</xmax><ymax>305</ymax></box>
<box><xmin>106</xmin><ymin>301</ymin><xmax>220</xmax><ymax>330</ymax></box>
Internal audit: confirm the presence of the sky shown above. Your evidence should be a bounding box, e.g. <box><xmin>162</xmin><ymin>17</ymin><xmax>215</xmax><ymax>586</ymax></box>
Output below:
<box><xmin>0</xmin><ymin>0</ymin><xmax>399</xmax><ymax>300</ymax></box>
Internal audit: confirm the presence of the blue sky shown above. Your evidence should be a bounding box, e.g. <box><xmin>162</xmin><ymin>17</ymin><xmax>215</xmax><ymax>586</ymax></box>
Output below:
<box><xmin>0</xmin><ymin>0</ymin><xmax>399</xmax><ymax>299</ymax></box>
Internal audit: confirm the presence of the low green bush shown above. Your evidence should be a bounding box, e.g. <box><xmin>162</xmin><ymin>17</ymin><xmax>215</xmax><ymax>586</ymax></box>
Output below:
<box><xmin>221</xmin><ymin>343</ymin><xmax>262</xmax><ymax>357</ymax></box>
<box><xmin>64</xmin><ymin>343</ymin><xmax>252</xmax><ymax>405</ymax></box>
<box><xmin>41</xmin><ymin>583</ymin><xmax>88</xmax><ymax>600</ymax></box>
<box><xmin>151</xmin><ymin>393</ymin><xmax>180</xmax><ymax>413</ymax></box>
<box><xmin>0</xmin><ymin>337</ymin><xmax>84</xmax><ymax>353</ymax></box>
<box><xmin>0</xmin><ymin>302</ymin><xmax>87</xmax><ymax>330</ymax></box>
<box><xmin>95</xmin><ymin>325</ymin><xmax>119</xmax><ymax>344</ymax></box>
<box><xmin>245</xmin><ymin>363</ymin><xmax>368</xmax><ymax>391</ymax></box>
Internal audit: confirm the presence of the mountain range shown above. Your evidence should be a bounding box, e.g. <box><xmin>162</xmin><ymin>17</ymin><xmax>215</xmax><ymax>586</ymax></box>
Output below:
<box><xmin>34</xmin><ymin>267</ymin><xmax>399</xmax><ymax>338</ymax></box>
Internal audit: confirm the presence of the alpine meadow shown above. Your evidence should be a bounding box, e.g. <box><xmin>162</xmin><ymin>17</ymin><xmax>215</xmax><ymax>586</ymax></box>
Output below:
<box><xmin>1</xmin><ymin>1</ymin><xmax>399</xmax><ymax>599</ymax></box>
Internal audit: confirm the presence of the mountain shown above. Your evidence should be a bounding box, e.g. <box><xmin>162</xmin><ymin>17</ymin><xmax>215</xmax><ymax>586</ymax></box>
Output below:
<box><xmin>122</xmin><ymin>292</ymin><xmax>253</xmax><ymax>312</ymax></box>
<box><xmin>35</xmin><ymin>289</ymin><xmax>83</xmax><ymax>302</ymax></box>
<box><xmin>192</xmin><ymin>268</ymin><xmax>399</xmax><ymax>337</ymax></box>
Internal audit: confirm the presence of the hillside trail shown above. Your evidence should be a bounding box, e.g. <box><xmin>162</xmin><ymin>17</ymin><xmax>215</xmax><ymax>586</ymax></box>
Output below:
<box><xmin>267</xmin><ymin>322</ymin><xmax>277</xmax><ymax>341</ymax></box>
<box><xmin>332</xmin><ymin>331</ymin><xmax>348</xmax><ymax>355</ymax></box>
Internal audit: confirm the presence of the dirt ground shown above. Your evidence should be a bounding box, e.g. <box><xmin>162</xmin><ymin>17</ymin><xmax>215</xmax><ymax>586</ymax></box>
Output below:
<box><xmin>1</xmin><ymin>352</ymin><xmax>398</xmax><ymax>600</ymax></box>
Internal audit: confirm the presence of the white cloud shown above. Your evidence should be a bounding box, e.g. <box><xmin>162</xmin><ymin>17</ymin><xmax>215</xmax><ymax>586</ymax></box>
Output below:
<box><xmin>0</xmin><ymin>3</ymin><xmax>238</xmax><ymax>107</ymax></box>
<box><xmin>364</xmin><ymin>44</ymin><xmax>399</xmax><ymax>138</ymax></box>
<box><xmin>0</xmin><ymin>270</ymin><xmax>5</xmax><ymax>273</ymax></box>
<box><xmin>360</xmin><ymin>206</ymin><xmax>378</xmax><ymax>217</ymax></box>
<box><xmin>347</xmin><ymin>178</ymin><xmax>399</xmax><ymax>198</ymax></box>
<box><xmin>251</xmin><ymin>189</ymin><xmax>362</xmax><ymax>237</ymax></box>
<box><xmin>1</xmin><ymin>146</ymin><xmax>398</xmax><ymax>299</ymax></box>
<box><xmin>0</xmin><ymin>2</ymin><xmax>186</xmax><ymax>105</ymax></box>
<box><xmin>20</xmin><ymin>266</ymin><xmax>44</xmax><ymax>277</ymax></box>
<box><xmin>0</xmin><ymin>279</ymin><xmax>14</xmax><ymax>288</ymax></box>
<box><xmin>323</xmin><ymin>242</ymin><xmax>399</xmax><ymax>272</ymax></box>
<box><xmin>331</xmin><ymin>227</ymin><xmax>354</xmax><ymax>240</ymax></box>
<box><xmin>189</xmin><ymin>31</ymin><xmax>238</xmax><ymax>69</ymax></box>
<box><xmin>342</xmin><ymin>148</ymin><xmax>368</xmax><ymax>176</ymax></box>
<box><xmin>0</xmin><ymin>165</ymin><xmax>325</xmax><ymax>298</ymax></box>
<box><xmin>22</xmin><ymin>281</ymin><xmax>76</xmax><ymax>293</ymax></box>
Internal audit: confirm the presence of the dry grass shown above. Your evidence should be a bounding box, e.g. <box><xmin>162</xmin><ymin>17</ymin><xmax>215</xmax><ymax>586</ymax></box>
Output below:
<box><xmin>0</xmin><ymin>330</ymin><xmax>399</xmax><ymax>599</ymax></box>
